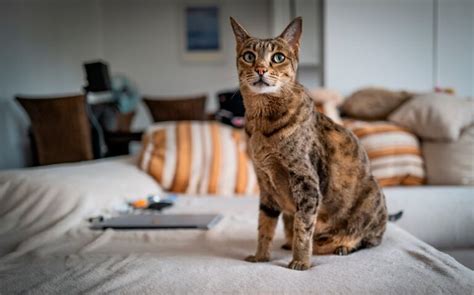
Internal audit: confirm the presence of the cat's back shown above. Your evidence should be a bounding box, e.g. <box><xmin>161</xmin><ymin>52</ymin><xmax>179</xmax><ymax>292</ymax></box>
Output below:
<box><xmin>314</xmin><ymin>111</ymin><xmax>371</xmax><ymax>177</ymax></box>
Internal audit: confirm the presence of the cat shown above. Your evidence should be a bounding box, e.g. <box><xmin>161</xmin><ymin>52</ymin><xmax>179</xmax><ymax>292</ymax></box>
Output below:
<box><xmin>230</xmin><ymin>16</ymin><xmax>388</xmax><ymax>271</ymax></box>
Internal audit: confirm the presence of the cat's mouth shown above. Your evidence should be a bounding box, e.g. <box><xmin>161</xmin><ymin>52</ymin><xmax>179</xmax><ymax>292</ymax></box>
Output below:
<box><xmin>252</xmin><ymin>78</ymin><xmax>270</xmax><ymax>87</ymax></box>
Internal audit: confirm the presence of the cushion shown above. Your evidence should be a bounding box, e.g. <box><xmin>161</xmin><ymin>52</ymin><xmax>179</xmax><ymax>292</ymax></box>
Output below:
<box><xmin>309</xmin><ymin>88</ymin><xmax>343</xmax><ymax>124</ymax></box>
<box><xmin>143</xmin><ymin>95</ymin><xmax>207</xmax><ymax>122</ymax></box>
<box><xmin>389</xmin><ymin>93</ymin><xmax>474</xmax><ymax>141</ymax></box>
<box><xmin>315</xmin><ymin>102</ymin><xmax>342</xmax><ymax>124</ymax></box>
<box><xmin>215</xmin><ymin>89</ymin><xmax>245</xmax><ymax>128</ymax></box>
<box><xmin>309</xmin><ymin>88</ymin><xmax>344</xmax><ymax>106</ymax></box>
<box><xmin>341</xmin><ymin>87</ymin><xmax>413</xmax><ymax>120</ymax></box>
<box><xmin>214</xmin><ymin>88</ymin><xmax>342</xmax><ymax>127</ymax></box>
<box><xmin>422</xmin><ymin>124</ymin><xmax>474</xmax><ymax>185</ymax></box>
<box><xmin>16</xmin><ymin>94</ymin><xmax>93</xmax><ymax>165</ymax></box>
<box><xmin>138</xmin><ymin>121</ymin><xmax>258</xmax><ymax>195</ymax></box>
<box><xmin>344</xmin><ymin>120</ymin><xmax>426</xmax><ymax>187</ymax></box>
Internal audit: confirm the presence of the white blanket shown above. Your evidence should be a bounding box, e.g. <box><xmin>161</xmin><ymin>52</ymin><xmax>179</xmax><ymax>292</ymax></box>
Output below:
<box><xmin>0</xmin><ymin>157</ymin><xmax>472</xmax><ymax>294</ymax></box>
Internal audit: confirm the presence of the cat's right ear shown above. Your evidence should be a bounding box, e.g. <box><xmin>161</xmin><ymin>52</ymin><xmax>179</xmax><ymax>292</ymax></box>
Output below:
<box><xmin>230</xmin><ymin>17</ymin><xmax>250</xmax><ymax>45</ymax></box>
<box><xmin>279</xmin><ymin>17</ymin><xmax>302</xmax><ymax>53</ymax></box>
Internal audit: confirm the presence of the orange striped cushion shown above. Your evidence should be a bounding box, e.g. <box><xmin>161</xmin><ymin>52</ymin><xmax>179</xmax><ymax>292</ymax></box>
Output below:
<box><xmin>138</xmin><ymin>121</ymin><xmax>258</xmax><ymax>196</ymax></box>
<box><xmin>344</xmin><ymin>119</ymin><xmax>426</xmax><ymax>187</ymax></box>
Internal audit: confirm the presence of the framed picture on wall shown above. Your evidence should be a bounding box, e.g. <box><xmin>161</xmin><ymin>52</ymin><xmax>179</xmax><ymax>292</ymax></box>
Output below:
<box><xmin>181</xmin><ymin>4</ymin><xmax>223</xmax><ymax>62</ymax></box>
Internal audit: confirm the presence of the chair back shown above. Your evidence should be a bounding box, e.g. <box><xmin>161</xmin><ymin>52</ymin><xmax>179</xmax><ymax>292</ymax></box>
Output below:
<box><xmin>16</xmin><ymin>94</ymin><xmax>94</xmax><ymax>165</ymax></box>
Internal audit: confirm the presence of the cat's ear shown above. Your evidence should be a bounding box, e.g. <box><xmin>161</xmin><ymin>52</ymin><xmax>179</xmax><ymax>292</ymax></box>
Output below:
<box><xmin>230</xmin><ymin>17</ymin><xmax>250</xmax><ymax>45</ymax></box>
<box><xmin>279</xmin><ymin>17</ymin><xmax>302</xmax><ymax>52</ymax></box>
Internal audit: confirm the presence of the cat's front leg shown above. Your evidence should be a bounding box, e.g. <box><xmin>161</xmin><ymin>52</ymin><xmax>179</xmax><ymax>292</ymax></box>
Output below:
<box><xmin>288</xmin><ymin>171</ymin><xmax>320</xmax><ymax>270</ymax></box>
<box><xmin>245</xmin><ymin>201</ymin><xmax>280</xmax><ymax>263</ymax></box>
<box><xmin>289</xmin><ymin>210</ymin><xmax>316</xmax><ymax>270</ymax></box>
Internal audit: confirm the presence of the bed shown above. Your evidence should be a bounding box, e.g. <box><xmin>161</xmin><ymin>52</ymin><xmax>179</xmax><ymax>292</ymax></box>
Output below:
<box><xmin>0</xmin><ymin>157</ymin><xmax>472</xmax><ymax>294</ymax></box>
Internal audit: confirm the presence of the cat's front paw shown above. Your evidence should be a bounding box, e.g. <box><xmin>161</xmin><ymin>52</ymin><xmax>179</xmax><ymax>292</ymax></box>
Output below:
<box><xmin>288</xmin><ymin>260</ymin><xmax>311</xmax><ymax>270</ymax></box>
<box><xmin>245</xmin><ymin>254</ymin><xmax>270</xmax><ymax>263</ymax></box>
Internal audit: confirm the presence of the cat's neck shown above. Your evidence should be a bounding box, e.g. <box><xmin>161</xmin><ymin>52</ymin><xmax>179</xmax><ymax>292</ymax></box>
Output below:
<box><xmin>242</xmin><ymin>82</ymin><xmax>307</xmax><ymax>120</ymax></box>
<box><xmin>242</xmin><ymin>82</ymin><xmax>311</xmax><ymax>136</ymax></box>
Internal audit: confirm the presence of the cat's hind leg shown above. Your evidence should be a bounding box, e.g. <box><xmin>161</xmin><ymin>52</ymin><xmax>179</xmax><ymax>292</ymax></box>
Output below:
<box><xmin>334</xmin><ymin>233</ymin><xmax>383</xmax><ymax>255</ymax></box>
<box><xmin>313</xmin><ymin>235</ymin><xmax>362</xmax><ymax>256</ymax></box>
<box><xmin>334</xmin><ymin>246</ymin><xmax>352</xmax><ymax>256</ymax></box>
<box><xmin>359</xmin><ymin>232</ymin><xmax>383</xmax><ymax>249</ymax></box>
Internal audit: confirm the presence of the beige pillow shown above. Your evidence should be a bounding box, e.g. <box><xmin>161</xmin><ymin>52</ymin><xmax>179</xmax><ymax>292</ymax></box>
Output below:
<box><xmin>389</xmin><ymin>93</ymin><xmax>474</xmax><ymax>141</ymax></box>
<box><xmin>423</xmin><ymin>124</ymin><xmax>474</xmax><ymax>185</ymax></box>
<box><xmin>341</xmin><ymin>87</ymin><xmax>413</xmax><ymax>120</ymax></box>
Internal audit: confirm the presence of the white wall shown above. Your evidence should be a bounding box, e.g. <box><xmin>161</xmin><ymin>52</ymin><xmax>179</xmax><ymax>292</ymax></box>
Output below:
<box><xmin>324</xmin><ymin>0</ymin><xmax>435</xmax><ymax>95</ymax></box>
<box><xmin>2</xmin><ymin>0</ymin><xmax>471</xmax><ymax>169</ymax></box>
<box><xmin>0</xmin><ymin>0</ymin><xmax>103</xmax><ymax>98</ymax></box>
<box><xmin>324</xmin><ymin>0</ymin><xmax>474</xmax><ymax>97</ymax></box>
<box><xmin>436</xmin><ymin>0</ymin><xmax>474</xmax><ymax>96</ymax></box>
<box><xmin>0</xmin><ymin>0</ymin><xmax>103</xmax><ymax>169</ymax></box>
<box><xmin>100</xmin><ymin>0</ymin><xmax>271</xmax><ymax>129</ymax></box>
<box><xmin>271</xmin><ymin>0</ymin><xmax>323</xmax><ymax>89</ymax></box>
<box><xmin>0</xmin><ymin>0</ymin><xmax>272</xmax><ymax>169</ymax></box>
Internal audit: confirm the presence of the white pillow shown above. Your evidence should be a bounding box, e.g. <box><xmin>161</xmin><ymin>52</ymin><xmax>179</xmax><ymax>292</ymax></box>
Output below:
<box><xmin>422</xmin><ymin>125</ymin><xmax>474</xmax><ymax>185</ymax></box>
<box><xmin>389</xmin><ymin>93</ymin><xmax>474</xmax><ymax>141</ymax></box>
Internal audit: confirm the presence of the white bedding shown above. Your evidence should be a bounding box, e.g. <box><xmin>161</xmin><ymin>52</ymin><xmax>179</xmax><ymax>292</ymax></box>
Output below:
<box><xmin>0</xmin><ymin>157</ymin><xmax>473</xmax><ymax>294</ymax></box>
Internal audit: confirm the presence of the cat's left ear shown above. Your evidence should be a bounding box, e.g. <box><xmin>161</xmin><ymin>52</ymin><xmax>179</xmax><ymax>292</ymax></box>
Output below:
<box><xmin>230</xmin><ymin>17</ymin><xmax>250</xmax><ymax>45</ymax></box>
<box><xmin>279</xmin><ymin>17</ymin><xmax>302</xmax><ymax>52</ymax></box>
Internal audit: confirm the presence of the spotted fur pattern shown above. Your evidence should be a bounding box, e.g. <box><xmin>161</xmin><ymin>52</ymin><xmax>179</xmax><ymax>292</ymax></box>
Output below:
<box><xmin>230</xmin><ymin>17</ymin><xmax>388</xmax><ymax>271</ymax></box>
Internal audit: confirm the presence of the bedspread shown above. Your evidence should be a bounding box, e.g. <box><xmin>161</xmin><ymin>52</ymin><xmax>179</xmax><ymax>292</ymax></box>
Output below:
<box><xmin>0</xmin><ymin>157</ymin><xmax>472</xmax><ymax>294</ymax></box>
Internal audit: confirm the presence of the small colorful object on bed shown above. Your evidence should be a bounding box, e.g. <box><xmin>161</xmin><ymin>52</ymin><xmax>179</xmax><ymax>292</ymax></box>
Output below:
<box><xmin>130</xmin><ymin>194</ymin><xmax>176</xmax><ymax>210</ymax></box>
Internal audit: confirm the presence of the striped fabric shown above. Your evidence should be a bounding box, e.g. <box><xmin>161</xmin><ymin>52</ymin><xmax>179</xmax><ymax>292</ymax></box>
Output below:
<box><xmin>139</xmin><ymin>121</ymin><xmax>258</xmax><ymax>196</ymax></box>
<box><xmin>344</xmin><ymin>120</ymin><xmax>426</xmax><ymax>187</ymax></box>
<box><xmin>139</xmin><ymin>119</ymin><xmax>425</xmax><ymax>196</ymax></box>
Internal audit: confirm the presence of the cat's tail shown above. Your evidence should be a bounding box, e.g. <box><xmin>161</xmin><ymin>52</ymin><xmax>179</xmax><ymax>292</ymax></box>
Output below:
<box><xmin>388</xmin><ymin>210</ymin><xmax>403</xmax><ymax>222</ymax></box>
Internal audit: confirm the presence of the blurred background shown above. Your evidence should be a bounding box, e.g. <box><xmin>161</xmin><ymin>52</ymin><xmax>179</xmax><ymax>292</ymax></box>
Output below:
<box><xmin>0</xmin><ymin>0</ymin><xmax>472</xmax><ymax>169</ymax></box>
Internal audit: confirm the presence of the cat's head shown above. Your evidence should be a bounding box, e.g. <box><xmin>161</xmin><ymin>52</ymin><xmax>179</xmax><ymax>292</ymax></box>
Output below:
<box><xmin>230</xmin><ymin>17</ymin><xmax>302</xmax><ymax>95</ymax></box>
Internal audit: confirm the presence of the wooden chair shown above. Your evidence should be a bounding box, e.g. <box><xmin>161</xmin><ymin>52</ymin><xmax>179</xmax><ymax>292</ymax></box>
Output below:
<box><xmin>16</xmin><ymin>94</ymin><xmax>94</xmax><ymax>165</ymax></box>
<box><xmin>143</xmin><ymin>95</ymin><xmax>207</xmax><ymax>122</ymax></box>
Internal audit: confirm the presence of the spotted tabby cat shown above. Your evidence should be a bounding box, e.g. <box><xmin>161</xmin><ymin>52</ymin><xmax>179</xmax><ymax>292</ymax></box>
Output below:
<box><xmin>230</xmin><ymin>17</ymin><xmax>388</xmax><ymax>271</ymax></box>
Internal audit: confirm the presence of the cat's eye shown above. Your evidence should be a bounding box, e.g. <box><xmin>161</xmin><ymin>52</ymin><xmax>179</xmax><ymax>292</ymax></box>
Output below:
<box><xmin>272</xmin><ymin>53</ymin><xmax>285</xmax><ymax>63</ymax></box>
<box><xmin>242</xmin><ymin>51</ymin><xmax>255</xmax><ymax>63</ymax></box>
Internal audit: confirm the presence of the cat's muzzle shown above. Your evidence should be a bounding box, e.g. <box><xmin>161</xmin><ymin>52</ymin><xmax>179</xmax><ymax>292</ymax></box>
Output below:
<box><xmin>253</xmin><ymin>77</ymin><xmax>270</xmax><ymax>86</ymax></box>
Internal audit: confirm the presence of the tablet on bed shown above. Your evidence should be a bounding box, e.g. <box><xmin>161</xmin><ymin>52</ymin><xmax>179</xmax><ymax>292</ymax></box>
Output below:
<box><xmin>90</xmin><ymin>214</ymin><xmax>222</xmax><ymax>230</ymax></box>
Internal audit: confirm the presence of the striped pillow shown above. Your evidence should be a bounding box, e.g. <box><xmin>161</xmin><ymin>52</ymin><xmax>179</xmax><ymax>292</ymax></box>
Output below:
<box><xmin>344</xmin><ymin>120</ymin><xmax>426</xmax><ymax>187</ymax></box>
<box><xmin>138</xmin><ymin>121</ymin><xmax>258</xmax><ymax>196</ymax></box>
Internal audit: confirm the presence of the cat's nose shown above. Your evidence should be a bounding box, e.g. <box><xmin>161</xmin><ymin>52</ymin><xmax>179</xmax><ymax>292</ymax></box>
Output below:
<box><xmin>255</xmin><ymin>67</ymin><xmax>268</xmax><ymax>76</ymax></box>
